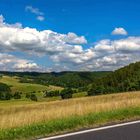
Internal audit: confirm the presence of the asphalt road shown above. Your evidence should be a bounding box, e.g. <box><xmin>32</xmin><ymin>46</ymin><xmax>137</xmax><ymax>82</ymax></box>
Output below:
<box><xmin>40</xmin><ymin>120</ymin><xmax>140</xmax><ymax>140</ymax></box>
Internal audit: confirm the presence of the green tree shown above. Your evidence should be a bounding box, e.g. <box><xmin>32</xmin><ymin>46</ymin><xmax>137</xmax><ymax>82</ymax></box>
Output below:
<box><xmin>0</xmin><ymin>83</ymin><xmax>12</xmax><ymax>100</ymax></box>
<box><xmin>44</xmin><ymin>90</ymin><xmax>60</xmax><ymax>97</ymax></box>
<box><xmin>30</xmin><ymin>94</ymin><xmax>38</xmax><ymax>101</ymax></box>
<box><xmin>13</xmin><ymin>92</ymin><xmax>21</xmax><ymax>99</ymax></box>
<box><xmin>25</xmin><ymin>93</ymin><xmax>31</xmax><ymax>99</ymax></box>
<box><xmin>60</xmin><ymin>88</ymin><xmax>73</xmax><ymax>99</ymax></box>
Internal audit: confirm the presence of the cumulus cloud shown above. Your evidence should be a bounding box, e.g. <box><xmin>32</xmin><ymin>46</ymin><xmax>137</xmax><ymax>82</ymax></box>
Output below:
<box><xmin>111</xmin><ymin>27</ymin><xmax>128</xmax><ymax>35</ymax></box>
<box><xmin>0</xmin><ymin>53</ymin><xmax>40</xmax><ymax>71</ymax></box>
<box><xmin>64</xmin><ymin>32</ymin><xmax>87</xmax><ymax>44</ymax></box>
<box><xmin>0</xmin><ymin>15</ymin><xmax>140</xmax><ymax>71</ymax></box>
<box><xmin>0</xmin><ymin>15</ymin><xmax>22</xmax><ymax>28</ymax></box>
<box><xmin>25</xmin><ymin>6</ymin><xmax>45</xmax><ymax>21</ymax></box>
<box><xmin>0</xmin><ymin>17</ymin><xmax>87</xmax><ymax>57</ymax></box>
<box><xmin>14</xmin><ymin>62</ymin><xmax>39</xmax><ymax>71</ymax></box>
<box><xmin>82</xmin><ymin>37</ymin><xmax>140</xmax><ymax>71</ymax></box>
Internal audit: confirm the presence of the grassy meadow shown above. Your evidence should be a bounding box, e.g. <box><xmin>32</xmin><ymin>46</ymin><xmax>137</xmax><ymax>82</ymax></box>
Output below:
<box><xmin>0</xmin><ymin>76</ymin><xmax>63</xmax><ymax>101</ymax></box>
<box><xmin>1</xmin><ymin>91</ymin><xmax>140</xmax><ymax>139</ymax></box>
<box><xmin>0</xmin><ymin>76</ymin><xmax>63</xmax><ymax>93</ymax></box>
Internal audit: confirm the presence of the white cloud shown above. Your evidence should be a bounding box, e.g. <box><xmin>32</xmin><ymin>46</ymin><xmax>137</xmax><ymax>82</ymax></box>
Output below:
<box><xmin>0</xmin><ymin>15</ymin><xmax>4</xmax><ymax>23</ymax></box>
<box><xmin>113</xmin><ymin>37</ymin><xmax>140</xmax><ymax>52</ymax></box>
<box><xmin>0</xmin><ymin>53</ymin><xmax>40</xmax><ymax>71</ymax></box>
<box><xmin>0</xmin><ymin>17</ymin><xmax>87</xmax><ymax>57</ymax></box>
<box><xmin>112</xmin><ymin>27</ymin><xmax>128</xmax><ymax>35</ymax></box>
<box><xmin>14</xmin><ymin>62</ymin><xmax>39</xmax><ymax>71</ymax></box>
<box><xmin>25</xmin><ymin>6</ymin><xmax>45</xmax><ymax>21</ymax></box>
<box><xmin>25</xmin><ymin>6</ymin><xmax>44</xmax><ymax>15</ymax></box>
<box><xmin>64</xmin><ymin>32</ymin><xmax>87</xmax><ymax>44</ymax></box>
<box><xmin>0</xmin><ymin>15</ymin><xmax>22</xmax><ymax>28</ymax></box>
<box><xmin>0</xmin><ymin>15</ymin><xmax>140</xmax><ymax>71</ymax></box>
<box><xmin>37</xmin><ymin>16</ymin><xmax>45</xmax><ymax>21</ymax></box>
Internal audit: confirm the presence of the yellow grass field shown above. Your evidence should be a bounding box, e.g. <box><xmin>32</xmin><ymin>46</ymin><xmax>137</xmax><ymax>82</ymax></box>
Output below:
<box><xmin>1</xmin><ymin>91</ymin><xmax>140</xmax><ymax>129</ymax></box>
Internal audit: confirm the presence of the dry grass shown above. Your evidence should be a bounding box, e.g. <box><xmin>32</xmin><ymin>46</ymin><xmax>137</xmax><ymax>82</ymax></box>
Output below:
<box><xmin>1</xmin><ymin>91</ymin><xmax>140</xmax><ymax>129</ymax></box>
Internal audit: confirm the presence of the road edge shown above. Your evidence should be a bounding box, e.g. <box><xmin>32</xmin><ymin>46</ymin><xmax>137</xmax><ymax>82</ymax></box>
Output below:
<box><xmin>39</xmin><ymin>120</ymin><xmax>140</xmax><ymax>140</ymax></box>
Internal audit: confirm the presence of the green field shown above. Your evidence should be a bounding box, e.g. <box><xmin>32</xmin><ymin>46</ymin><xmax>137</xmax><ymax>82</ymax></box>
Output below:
<box><xmin>0</xmin><ymin>75</ymin><xmax>86</xmax><ymax>101</ymax></box>
<box><xmin>0</xmin><ymin>76</ymin><xmax>63</xmax><ymax>103</ymax></box>
<box><xmin>0</xmin><ymin>76</ymin><xmax>62</xmax><ymax>93</ymax></box>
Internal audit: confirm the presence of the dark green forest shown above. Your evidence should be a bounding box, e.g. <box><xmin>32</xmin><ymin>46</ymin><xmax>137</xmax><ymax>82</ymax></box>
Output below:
<box><xmin>0</xmin><ymin>82</ymin><xmax>11</xmax><ymax>100</ymax></box>
<box><xmin>88</xmin><ymin>62</ymin><xmax>140</xmax><ymax>95</ymax></box>
<box><xmin>0</xmin><ymin>71</ymin><xmax>110</xmax><ymax>88</ymax></box>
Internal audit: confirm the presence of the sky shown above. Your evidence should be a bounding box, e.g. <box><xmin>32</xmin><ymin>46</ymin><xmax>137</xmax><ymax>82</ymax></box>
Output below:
<box><xmin>0</xmin><ymin>0</ymin><xmax>140</xmax><ymax>72</ymax></box>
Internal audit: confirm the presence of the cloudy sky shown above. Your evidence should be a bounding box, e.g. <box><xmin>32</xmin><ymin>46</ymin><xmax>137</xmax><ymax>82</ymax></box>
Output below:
<box><xmin>0</xmin><ymin>0</ymin><xmax>140</xmax><ymax>72</ymax></box>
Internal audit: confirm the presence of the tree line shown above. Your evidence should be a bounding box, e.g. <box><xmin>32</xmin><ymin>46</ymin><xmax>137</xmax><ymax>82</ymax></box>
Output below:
<box><xmin>0</xmin><ymin>71</ymin><xmax>109</xmax><ymax>88</ymax></box>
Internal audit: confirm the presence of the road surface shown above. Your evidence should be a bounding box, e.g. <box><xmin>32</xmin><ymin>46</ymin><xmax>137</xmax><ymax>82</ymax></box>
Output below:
<box><xmin>40</xmin><ymin>120</ymin><xmax>140</xmax><ymax>140</ymax></box>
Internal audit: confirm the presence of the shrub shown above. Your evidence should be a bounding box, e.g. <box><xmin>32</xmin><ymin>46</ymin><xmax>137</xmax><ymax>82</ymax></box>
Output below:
<box><xmin>0</xmin><ymin>92</ymin><xmax>12</xmax><ymax>100</ymax></box>
<box><xmin>13</xmin><ymin>92</ymin><xmax>21</xmax><ymax>99</ymax></box>
<box><xmin>0</xmin><ymin>83</ymin><xmax>12</xmax><ymax>100</ymax></box>
<box><xmin>25</xmin><ymin>93</ymin><xmax>31</xmax><ymax>99</ymax></box>
<box><xmin>60</xmin><ymin>88</ymin><xmax>73</xmax><ymax>99</ymax></box>
<box><xmin>0</xmin><ymin>82</ymin><xmax>11</xmax><ymax>92</ymax></box>
<box><xmin>44</xmin><ymin>90</ymin><xmax>60</xmax><ymax>97</ymax></box>
<box><xmin>87</xmin><ymin>84</ymin><xmax>105</xmax><ymax>96</ymax></box>
<box><xmin>30</xmin><ymin>94</ymin><xmax>38</xmax><ymax>101</ymax></box>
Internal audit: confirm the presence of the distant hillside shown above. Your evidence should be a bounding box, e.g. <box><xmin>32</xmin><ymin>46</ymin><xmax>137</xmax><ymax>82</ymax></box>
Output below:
<box><xmin>88</xmin><ymin>62</ymin><xmax>140</xmax><ymax>95</ymax></box>
<box><xmin>0</xmin><ymin>71</ymin><xmax>110</xmax><ymax>88</ymax></box>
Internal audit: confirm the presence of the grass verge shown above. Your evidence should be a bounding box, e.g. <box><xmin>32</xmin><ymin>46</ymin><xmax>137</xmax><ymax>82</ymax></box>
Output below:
<box><xmin>1</xmin><ymin>106</ymin><xmax>140</xmax><ymax>140</ymax></box>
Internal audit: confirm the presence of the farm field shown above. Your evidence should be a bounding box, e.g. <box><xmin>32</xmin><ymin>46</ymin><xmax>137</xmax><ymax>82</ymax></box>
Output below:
<box><xmin>1</xmin><ymin>91</ymin><xmax>140</xmax><ymax>139</ymax></box>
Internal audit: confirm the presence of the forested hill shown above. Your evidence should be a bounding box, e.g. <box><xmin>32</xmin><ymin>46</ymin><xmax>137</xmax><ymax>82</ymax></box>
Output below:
<box><xmin>0</xmin><ymin>71</ymin><xmax>110</xmax><ymax>88</ymax></box>
<box><xmin>88</xmin><ymin>62</ymin><xmax>140</xmax><ymax>95</ymax></box>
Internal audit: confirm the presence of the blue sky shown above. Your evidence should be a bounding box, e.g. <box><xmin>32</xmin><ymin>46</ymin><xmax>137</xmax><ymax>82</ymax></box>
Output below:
<box><xmin>1</xmin><ymin>0</ymin><xmax>140</xmax><ymax>40</ymax></box>
<box><xmin>0</xmin><ymin>0</ymin><xmax>140</xmax><ymax>71</ymax></box>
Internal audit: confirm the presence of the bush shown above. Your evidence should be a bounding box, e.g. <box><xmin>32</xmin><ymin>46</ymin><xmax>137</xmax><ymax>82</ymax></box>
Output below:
<box><xmin>0</xmin><ymin>92</ymin><xmax>12</xmax><ymax>100</ymax></box>
<box><xmin>25</xmin><ymin>93</ymin><xmax>31</xmax><ymax>99</ymax></box>
<box><xmin>60</xmin><ymin>88</ymin><xmax>73</xmax><ymax>99</ymax></box>
<box><xmin>0</xmin><ymin>83</ymin><xmax>12</xmax><ymax>100</ymax></box>
<box><xmin>13</xmin><ymin>92</ymin><xmax>21</xmax><ymax>99</ymax></box>
<box><xmin>5</xmin><ymin>92</ymin><xmax>12</xmax><ymax>100</ymax></box>
<box><xmin>0</xmin><ymin>82</ymin><xmax>11</xmax><ymax>92</ymax></box>
<box><xmin>30</xmin><ymin>94</ymin><xmax>38</xmax><ymax>101</ymax></box>
<box><xmin>87</xmin><ymin>84</ymin><xmax>105</xmax><ymax>96</ymax></box>
<box><xmin>44</xmin><ymin>90</ymin><xmax>60</xmax><ymax>97</ymax></box>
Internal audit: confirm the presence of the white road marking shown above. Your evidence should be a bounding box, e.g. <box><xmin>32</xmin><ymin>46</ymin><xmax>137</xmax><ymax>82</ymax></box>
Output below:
<box><xmin>39</xmin><ymin>120</ymin><xmax>140</xmax><ymax>140</ymax></box>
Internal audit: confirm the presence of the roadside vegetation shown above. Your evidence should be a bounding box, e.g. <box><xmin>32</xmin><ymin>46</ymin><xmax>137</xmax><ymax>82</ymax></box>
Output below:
<box><xmin>0</xmin><ymin>91</ymin><xmax>140</xmax><ymax>139</ymax></box>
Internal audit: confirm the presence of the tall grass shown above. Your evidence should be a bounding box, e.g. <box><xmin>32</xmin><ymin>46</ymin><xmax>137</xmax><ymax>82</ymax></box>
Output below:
<box><xmin>1</xmin><ymin>107</ymin><xmax>140</xmax><ymax>140</ymax></box>
<box><xmin>1</xmin><ymin>91</ymin><xmax>140</xmax><ymax>129</ymax></box>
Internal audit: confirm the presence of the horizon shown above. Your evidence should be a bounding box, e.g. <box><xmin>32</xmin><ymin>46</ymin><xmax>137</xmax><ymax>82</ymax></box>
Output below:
<box><xmin>0</xmin><ymin>0</ymin><xmax>140</xmax><ymax>72</ymax></box>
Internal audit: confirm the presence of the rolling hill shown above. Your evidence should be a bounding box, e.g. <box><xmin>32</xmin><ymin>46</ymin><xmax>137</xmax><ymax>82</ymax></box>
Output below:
<box><xmin>0</xmin><ymin>71</ymin><xmax>110</xmax><ymax>88</ymax></box>
<box><xmin>88</xmin><ymin>61</ymin><xmax>140</xmax><ymax>95</ymax></box>
<box><xmin>0</xmin><ymin>76</ymin><xmax>62</xmax><ymax>95</ymax></box>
